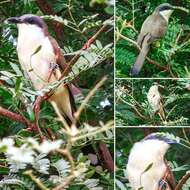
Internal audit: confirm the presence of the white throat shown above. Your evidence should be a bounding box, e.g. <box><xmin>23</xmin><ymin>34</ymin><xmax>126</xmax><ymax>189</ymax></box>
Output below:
<box><xmin>17</xmin><ymin>23</ymin><xmax>45</xmax><ymax>46</ymax></box>
<box><xmin>160</xmin><ymin>10</ymin><xmax>173</xmax><ymax>22</ymax></box>
<box><xmin>17</xmin><ymin>23</ymin><xmax>46</xmax><ymax>56</ymax></box>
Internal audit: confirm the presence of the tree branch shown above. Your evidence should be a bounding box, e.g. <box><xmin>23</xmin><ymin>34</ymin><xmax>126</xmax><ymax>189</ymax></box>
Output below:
<box><xmin>175</xmin><ymin>172</ymin><xmax>190</xmax><ymax>190</ymax></box>
<box><xmin>36</xmin><ymin>0</ymin><xmax>64</xmax><ymax>42</ymax></box>
<box><xmin>61</xmin><ymin>20</ymin><xmax>111</xmax><ymax>79</ymax></box>
<box><xmin>0</xmin><ymin>106</ymin><xmax>35</xmax><ymax>129</ymax></box>
<box><xmin>116</xmin><ymin>31</ymin><xmax>169</xmax><ymax>71</ymax></box>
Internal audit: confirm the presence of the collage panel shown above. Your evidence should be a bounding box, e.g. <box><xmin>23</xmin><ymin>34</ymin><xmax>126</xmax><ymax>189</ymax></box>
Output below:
<box><xmin>115</xmin><ymin>79</ymin><xmax>190</xmax><ymax>127</ymax></box>
<box><xmin>115</xmin><ymin>127</ymin><xmax>190</xmax><ymax>190</ymax></box>
<box><xmin>0</xmin><ymin>1</ymin><xmax>114</xmax><ymax>189</ymax></box>
<box><xmin>116</xmin><ymin>0</ymin><xmax>190</xmax><ymax>78</ymax></box>
<box><xmin>1</xmin><ymin>0</ymin><xmax>190</xmax><ymax>189</ymax></box>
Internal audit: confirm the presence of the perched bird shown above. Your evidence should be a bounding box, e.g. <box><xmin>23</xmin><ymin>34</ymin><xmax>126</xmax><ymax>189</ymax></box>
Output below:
<box><xmin>127</xmin><ymin>133</ymin><xmax>177</xmax><ymax>190</ymax></box>
<box><xmin>131</xmin><ymin>3</ymin><xmax>174</xmax><ymax>76</ymax></box>
<box><xmin>8</xmin><ymin>14</ymin><xmax>77</xmax><ymax>125</ymax></box>
<box><xmin>147</xmin><ymin>84</ymin><xmax>165</xmax><ymax>121</ymax></box>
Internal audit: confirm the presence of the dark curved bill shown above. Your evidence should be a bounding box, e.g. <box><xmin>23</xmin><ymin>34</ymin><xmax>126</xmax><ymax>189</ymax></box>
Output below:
<box><xmin>7</xmin><ymin>17</ymin><xmax>22</xmax><ymax>24</ymax></box>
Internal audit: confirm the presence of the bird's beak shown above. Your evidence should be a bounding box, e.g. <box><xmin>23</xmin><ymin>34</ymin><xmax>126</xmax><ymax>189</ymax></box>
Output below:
<box><xmin>7</xmin><ymin>17</ymin><xmax>22</xmax><ymax>24</ymax></box>
<box><xmin>172</xmin><ymin>6</ymin><xmax>189</xmax><ymax>13</ymax></box>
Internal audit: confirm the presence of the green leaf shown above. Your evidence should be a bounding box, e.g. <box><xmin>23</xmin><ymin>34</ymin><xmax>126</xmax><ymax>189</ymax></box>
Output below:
<box><xmin>115</xmin><ymin>179</ymin><xmax>128</xmax><ymax>190</ymax></box>
<box><xmin>31</xmin><ymin>45</ymin><xmax>42</xmax><ymax>56</ymax></box>
<box><xmin>142</xmin><ymin>163</ymin><xmax>153</xmax><ymax>174</ymax></box>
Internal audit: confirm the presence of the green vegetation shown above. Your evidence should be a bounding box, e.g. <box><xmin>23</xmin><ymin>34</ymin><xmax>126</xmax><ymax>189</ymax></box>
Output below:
<box><xmin>116</xmin><ymin>0</ymin><xmax>190</xmax><ymax>78</ymax></box>
<box><xmin>0</xmin><ymin>0</ymin><xmax>114</xmax><ymax>189</ymax></box>
<box><xmin>116</xmin><ymin>79</ymin><xmax>190</xmax><ymax>126</ymax></box>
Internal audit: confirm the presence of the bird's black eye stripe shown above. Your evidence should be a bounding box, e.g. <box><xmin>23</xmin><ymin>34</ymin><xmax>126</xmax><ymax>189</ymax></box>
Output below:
<box><xmin>24</xmin><ymin>17</ymin><xmax>43</xmax><ymax>28</ymax></box>
<box><xmin>159</xmin><ymin>6</ymin><xmax>173</xmax><ymax>11</ymax></box>
<box><xmin>27</xmin><ymin>18</ymin><xmax>35</xmax><ymax>24</ymax></box>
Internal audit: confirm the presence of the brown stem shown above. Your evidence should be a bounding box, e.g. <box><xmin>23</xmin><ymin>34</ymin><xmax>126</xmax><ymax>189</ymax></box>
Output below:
<box><xmin>117</xmin><ymin>32</ymin><xmax>168</xmax><ymax>71</ymax></box>
<box><xmin>175</xmin><ymin>172</ymin><xmax>190</xmax><ymax>190</ymax></box>
<box><xmin>33</xmin><ymin>96</ymin><xmax>46</xmax><ymax>140</ymax></box>
<box><xmin>36</xmin><ymin>0</ymin><xmax>64</xmax><ymax>42</ymax></box>
<box><xmin>61</xmin><ymin>21</ymin><xmax>111</xmax><ymax>79</ymax></box>
<box><xmin>0</xmin><ymin>106</ymin><xmax>34</xmax><ymax>128</ymax></box>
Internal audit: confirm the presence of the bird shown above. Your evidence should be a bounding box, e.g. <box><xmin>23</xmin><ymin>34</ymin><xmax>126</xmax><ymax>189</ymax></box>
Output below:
<box><xmin>131</xmin><ymin>3</ymin><xmax>174</xmax><ymax>76</ymax></box>
<box><xmin>147</xmin><ymin>83</ymin><xmax>165</xmax><ymax>121</ymax></box>
<box><xmin>7</xmin><ymin>14</ymin><xmax>77</xmax><ymax>125</ymax></box>
<box><xmin>126</xmin><ymin>133</ymin><xmax>177</xmax><ymax>190</ymax></box>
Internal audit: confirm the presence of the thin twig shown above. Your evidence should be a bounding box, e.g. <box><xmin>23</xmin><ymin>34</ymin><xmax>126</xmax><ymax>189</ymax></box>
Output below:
<box><xmin>61</xmin><ymin>19</ymin><xmax>112</xmax><ymax>78</ymax></box>
<box><xmin>24</xmin><ymin>170</ymin><xmax>50</xmax><ymax>190</ymax></box>
<box><xmin>0</xmin><ymin>0</ymin><xmax>10</xmax><ymax>5</ymax></box>
<box><xmin>51</xmin><ymin>102</ymin><xmax>71</xmax><ymax>132</ymax></box>
<box><xmin>71</xmin><ymin>120</ymin><xmax>113</xmax><ymax>142</ymax></box>
<box><xmin>118</xmin><ymin>96</ymin><xmax>149</xmax><ymax>120</ymax></box>
<box><xmin>53</xmin><ymin>172</ymin><xmax>77</xmax><ymax>190</ymax></box>
<box><xmin>74</xmin><ymin>76</ymin><xmax>107</xmax><ymax>122</ymax></box>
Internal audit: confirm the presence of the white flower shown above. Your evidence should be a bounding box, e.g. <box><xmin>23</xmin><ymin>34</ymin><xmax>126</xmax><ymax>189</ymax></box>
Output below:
<box><xmin>6</xmin><ymin>144</ymin><xmax>35</xmax><ymax>163</ymax></box>
<box><xmin>36</xmin><ymin>140</ymin><xmax>63</xmax><ymax>154</ymax></box>
<box><xmin>100</xmin><ymin>98</ymin><xmax>111</xmax><ymax>108</ymax></box>
<box><xmin>0</xmin><ymin>138</ymin><xmax>14</xmax><ymax>150</ymax></box>
<box><xmin>32</xmin><ymin>154</ymin><xmax>50</xmax><ymax>174</ymax></box>
<box><xmin>26</xmin><ymin>137</ymin><xmax>39</xmax><ymax>147</ymax></box>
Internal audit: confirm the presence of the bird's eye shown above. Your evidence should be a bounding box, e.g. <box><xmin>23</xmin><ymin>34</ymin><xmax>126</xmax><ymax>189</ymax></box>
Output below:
<box><xmin>27</xmin><ymin>18</ymin><xmax>35</xmax><ymax>24</ymax></box>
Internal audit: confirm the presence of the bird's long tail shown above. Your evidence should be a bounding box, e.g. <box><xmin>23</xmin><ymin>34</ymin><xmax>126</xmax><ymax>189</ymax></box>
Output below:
<box><xmin>158</xmin><ymin>104</ymin><xmax>166</xmax><ymax>122</ymax></box>
<box><xmin>131</xmin><ymin>34</ymin><xmax>151</xmax><ymax>76</ymax></box>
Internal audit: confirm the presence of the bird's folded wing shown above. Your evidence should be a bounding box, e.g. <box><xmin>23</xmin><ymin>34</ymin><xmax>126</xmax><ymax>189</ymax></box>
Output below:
<box><xmin>48</xmin><ymin>36</ymin><xmax>67</xmax><ymax>72</ymax></box>
<box><xmin>159</xmin><ymin>161</ymin><xmax>176</xmax><ymax>190</ymax></box>
<box><xmin>48</xmin><ymin>35</ymin><xmax>83</xmax><ymax>122</ymax></box>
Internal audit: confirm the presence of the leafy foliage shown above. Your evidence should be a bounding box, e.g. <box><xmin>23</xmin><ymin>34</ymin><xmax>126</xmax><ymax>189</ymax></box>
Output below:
<box><xmin>0</xmin><ymin>0</ymin><xmax>114</xmax><ymax>189</ymax></box>
<box><xmin>115</xmin><ymin>79</ymin><xmax>190</xmax><ymax>126</ymax></box>
<box><xmin>116</xmin><ymin>0</ymin><xmax>190</xmax><ymax>77</ymax></box>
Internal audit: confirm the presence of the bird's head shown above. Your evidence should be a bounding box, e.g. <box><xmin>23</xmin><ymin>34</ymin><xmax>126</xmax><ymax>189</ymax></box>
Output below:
<box><xmin>144</xmin><ymin>133</ymin><xmax>179</xmax><ymax>145</ymax></box>
<box><xmin>7</xmin><ymin>14</ymin><xmax>48</xmax><ymax>35</ymax></box>
<box><xmin>152</xmin><ymin>82</ymin><xmax>165</xmax><ymax>90</ymax></box>
<box><xmin>141</xmin><ymin>133</ymin><xmax>179</xmax><ymax>157</ymax></box>
<box><xmin>155</xmin><ymin>3</ymin><xmax>174</xmax><ymax>22</ymax></box>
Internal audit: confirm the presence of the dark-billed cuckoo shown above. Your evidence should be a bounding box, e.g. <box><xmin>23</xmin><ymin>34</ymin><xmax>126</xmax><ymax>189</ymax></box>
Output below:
<box><xmin>8</xmin><ymin>14</ymin><xmax>77</xmax><ymax>125</ymax></box>
<box><xmin>127</xmin><ymin>133</ymin><xmax>177</xmax><ymax>190</ymax></box>
<box><xmin>131</xmin><ymin>3</ymin><xmax>174</xmax><ymax>76</ymax></box>
<box><xmin>147</xmin><ymin>83</ymin><xmax>166</xmax><ymax>121</ymax></box>
<box><xmin>7</xmin><ymin>15</ymin><xmax>114</xmax><ymax>172</ymax></box>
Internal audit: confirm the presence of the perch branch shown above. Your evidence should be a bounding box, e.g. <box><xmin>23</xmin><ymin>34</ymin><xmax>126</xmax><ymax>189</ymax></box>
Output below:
<box><xmin>175</xmin><ymin>172</ymin><xmax>190</xmax><ymax>190</ymax></box>
<box><xmin>118</xmin><ymin>96</ymin><xmax>149</xmax><ymax>120</ymax></box>
<box><xmin>0</xmin><ymin>106</ymin><xmax>35</xmax><ymax>129</ymax></box>
<box><xmin>60</xmin><ymin>20</ymin><xmax>111</xmax><ymax>78</ymax></box>
<box><xmin>116</xmin><ymin>31</ymin><xmax>169</xmax><ymax>71</ymax></box>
